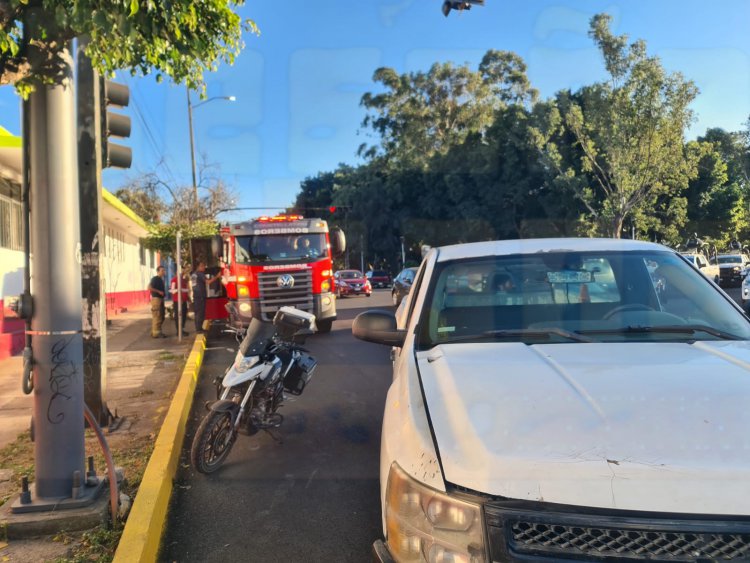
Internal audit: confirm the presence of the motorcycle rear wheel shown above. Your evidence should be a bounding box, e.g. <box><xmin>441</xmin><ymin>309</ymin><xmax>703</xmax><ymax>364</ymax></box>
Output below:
<box><xmin>191</xmin><ymin>411</ymin><xmax>236</xmax><ymax>474</ymax></box>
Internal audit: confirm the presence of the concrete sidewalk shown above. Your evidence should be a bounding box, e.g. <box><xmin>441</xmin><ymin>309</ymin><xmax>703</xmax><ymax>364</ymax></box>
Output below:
<box><xmin>0</xmin><ymin>305</ymin><xmax>193</xmax><ymax>451</ymax></box>
<box><xmin>0</xmin><ymin>304</ymin><xmax>200</xmax><ymax>561</ymax></box>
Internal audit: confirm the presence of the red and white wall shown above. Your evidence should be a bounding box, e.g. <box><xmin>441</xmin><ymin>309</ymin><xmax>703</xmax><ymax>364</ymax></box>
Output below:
<box><xmin>0</xmin><ymin>126</ymin><xmax>156</xmax><ymax>358</ymax></box>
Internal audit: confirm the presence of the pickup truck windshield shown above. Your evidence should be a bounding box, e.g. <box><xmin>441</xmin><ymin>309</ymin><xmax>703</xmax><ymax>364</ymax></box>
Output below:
<box><xmin>418</xmin><ymin>250</ymin><xmax>750</xmax><ymax>347</ymax></box>
<box><xmin>234</xmin><ymin>234</ymin><xmax>326</xmax><ymax>264</ymax></box>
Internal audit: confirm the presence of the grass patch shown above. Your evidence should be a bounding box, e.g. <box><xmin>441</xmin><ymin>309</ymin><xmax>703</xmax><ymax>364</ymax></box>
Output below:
<box><xmin>53</xmin><ymin>525</ymin><xmax>124</xmax><ymax>563</ymax></box>
<box><xmin>0</xmin><ymin>431</ymin><xmax>34</xmax><ymax>506</ymax></box>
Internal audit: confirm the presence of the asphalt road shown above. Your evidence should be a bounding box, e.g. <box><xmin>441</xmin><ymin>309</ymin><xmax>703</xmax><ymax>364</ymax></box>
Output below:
<box><xmin>161</xmin><ymin>283</ymin><xmax>745</xmax><ymax>562</ymax></box>
<box><xmin>162</xmin><ymin>290</ymin><xmax>394</xmax><ymax>563</ymax></box>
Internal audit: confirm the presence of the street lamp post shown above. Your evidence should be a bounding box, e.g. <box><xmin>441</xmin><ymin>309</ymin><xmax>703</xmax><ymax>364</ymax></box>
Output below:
<box><xmin>186</xmin><ymin>87</ymin><xmax>236</xmax><ymax>207</ymax></box>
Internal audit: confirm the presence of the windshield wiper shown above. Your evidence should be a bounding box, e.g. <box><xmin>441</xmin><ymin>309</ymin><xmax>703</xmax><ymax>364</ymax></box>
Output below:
<box><xmin>578</xmin><ymin>324</ymin><xmax>742</xmax><ymax>340</ymax></box>
<box><xmin>441</xmin><ymin>327</ymin><xmax>594</xmax><ymax>344</ymax></box>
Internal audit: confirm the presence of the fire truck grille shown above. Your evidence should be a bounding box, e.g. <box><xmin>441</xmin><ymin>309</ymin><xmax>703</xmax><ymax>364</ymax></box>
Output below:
<box><xmin>257</xmin><ymin>270</ymin><xmax>313</xmax><ymax>320</ymax></box>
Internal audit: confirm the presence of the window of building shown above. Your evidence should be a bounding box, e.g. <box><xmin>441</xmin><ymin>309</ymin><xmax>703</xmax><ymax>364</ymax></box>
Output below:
<box><xmin>0</xmin><ymin>192</ymin><xmax>23</xmax><ymax>251</ymax></box>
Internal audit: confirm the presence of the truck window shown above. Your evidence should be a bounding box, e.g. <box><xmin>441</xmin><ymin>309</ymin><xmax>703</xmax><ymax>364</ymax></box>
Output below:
<box><xmin>234</xmin><ymin>234</ymin><xmax>327</xmax><ymax>263</ymax></box>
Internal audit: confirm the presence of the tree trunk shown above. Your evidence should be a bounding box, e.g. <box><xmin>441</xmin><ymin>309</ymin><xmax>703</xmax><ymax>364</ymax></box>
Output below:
<box><xmin>610</xmin><ymin>215</ymin><xmax>624</xmax><ymax>239</ymax></box>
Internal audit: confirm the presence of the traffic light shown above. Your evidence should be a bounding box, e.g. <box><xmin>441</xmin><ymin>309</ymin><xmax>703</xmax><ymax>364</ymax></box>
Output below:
<box><xmin>329</xmin><ymin>206</ymin><xmax>337</xmax><ymax>213</ymax></box>
<box><xmin>100</xmin><ymin>78</ymin><xmax>132</xmax><ymax>169</ymax></box>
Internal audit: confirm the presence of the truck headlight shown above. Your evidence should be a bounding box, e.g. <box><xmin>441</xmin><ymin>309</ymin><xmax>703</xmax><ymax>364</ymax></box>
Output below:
<box><xmin>385</xmin><ymin>462</ymin><xmax>485</xmax><ymax>563</ymax></box>
<box><xmin>321</xmin><ymin>280</ymin><xmax>331</xmax><ymax>292</ymax></box>
<box><xmin>238</xmin><ymin>285</ymin><xmax>250</xmax><ymax>297</ymax></box>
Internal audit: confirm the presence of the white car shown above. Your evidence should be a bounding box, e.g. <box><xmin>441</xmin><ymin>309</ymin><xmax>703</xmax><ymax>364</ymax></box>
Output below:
<box><xmin>680</xmin><ymin>252</ymin><xmax>720</xmax><ymax>284</ymax></box>
<box><xmin>354</xmin><ymin>238</ymin><xmax>750</xmax><ymax>563</ymax></box>
<box><xmin>716</xmin><ymin>253</ymin><xmax>750</xmax><ymax>287</ymax></box>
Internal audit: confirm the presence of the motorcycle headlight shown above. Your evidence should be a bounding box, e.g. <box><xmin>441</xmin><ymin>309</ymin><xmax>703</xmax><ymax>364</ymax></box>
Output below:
<box><xmin>234</xmin><ymin>354</ymin><xmax>259</xmax><ymax>373</ymax></box>
<box><xmin>385</xmin><ymin>462</ymin><xmax>485</xmax><ymax>563</ymax></box>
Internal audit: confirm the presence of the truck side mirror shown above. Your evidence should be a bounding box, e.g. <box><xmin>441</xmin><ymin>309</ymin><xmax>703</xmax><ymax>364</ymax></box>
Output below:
<box><xmin>330</xmin><ymin>228</ymin><xmax>346</xmax><ymax>257</ymax></box>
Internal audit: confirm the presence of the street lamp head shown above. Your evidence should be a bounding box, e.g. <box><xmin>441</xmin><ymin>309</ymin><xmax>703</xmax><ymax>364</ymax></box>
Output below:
<box><xmin>227</xmin><ymin>96</ymin><xmax>236</xmax><ymax>102</ymax></box>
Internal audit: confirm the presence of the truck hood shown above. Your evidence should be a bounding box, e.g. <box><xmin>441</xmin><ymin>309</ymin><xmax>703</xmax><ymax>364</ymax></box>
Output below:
<box><xmin>417</xmin><ymin>341</ymin><xmax>750</xmax><ymax>514</ymax></box>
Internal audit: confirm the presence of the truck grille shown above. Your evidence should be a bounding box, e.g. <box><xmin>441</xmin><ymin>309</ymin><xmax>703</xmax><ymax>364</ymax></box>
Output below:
<box><xmin>257</xmin><ymin>270</ymin><xmax>313</xmax><ymax>320</ymax></box>
<box><xmin>484</xmin><ymin>500</ymin><xmax>750</xmax><ymax>562</ymax></box>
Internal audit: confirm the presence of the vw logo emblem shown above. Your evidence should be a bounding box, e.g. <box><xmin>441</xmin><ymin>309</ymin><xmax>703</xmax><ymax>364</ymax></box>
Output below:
<box><xmin>277</xmin><ymin>274</ymin><xmax>295</xmax><ymax>288</ymax></box>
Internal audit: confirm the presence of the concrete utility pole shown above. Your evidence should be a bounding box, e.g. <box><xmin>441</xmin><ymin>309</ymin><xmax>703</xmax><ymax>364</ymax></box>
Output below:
<box><xmin>76</xmin><ymin>38</ymin><xmax>112</xmax><ymax>428</ymax></box>
<box><xmin>18</xmin><ymin>9</ymin><xmax>86</xmax><ymax>506</ymax></box>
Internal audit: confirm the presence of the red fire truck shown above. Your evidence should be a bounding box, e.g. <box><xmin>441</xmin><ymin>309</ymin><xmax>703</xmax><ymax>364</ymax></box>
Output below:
<box><xmin>195</xmin><ymin>215</ymin><xmax>345</xmax><ymax>333</ymax></box>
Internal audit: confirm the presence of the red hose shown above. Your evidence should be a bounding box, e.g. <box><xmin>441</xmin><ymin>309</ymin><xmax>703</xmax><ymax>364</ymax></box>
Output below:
<box><xmin>83</xmin><ymin>404</ymin><xmax>119</xmax><ymax>523</ymax></box>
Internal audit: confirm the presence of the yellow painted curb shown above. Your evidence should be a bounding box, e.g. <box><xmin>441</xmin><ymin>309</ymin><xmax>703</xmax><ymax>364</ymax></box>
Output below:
<box><xmin>113</xmin><ymin>335</ymin><xmax>207</xmax><ymax>563</ymax></box>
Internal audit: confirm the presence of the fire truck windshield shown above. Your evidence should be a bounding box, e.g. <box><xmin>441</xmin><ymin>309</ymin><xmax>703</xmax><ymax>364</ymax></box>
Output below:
<box><xmin>234</xmin><ymin>234</ymin><xmax>327</xmax><ymax>264</ymax></box>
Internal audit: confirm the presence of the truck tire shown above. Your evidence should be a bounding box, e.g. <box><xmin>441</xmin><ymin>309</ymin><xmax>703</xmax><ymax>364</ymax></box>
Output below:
<box><xmin>317</xmin><ymin>319</ymin><xmax>333</xmax><ymax>333</ymax></box>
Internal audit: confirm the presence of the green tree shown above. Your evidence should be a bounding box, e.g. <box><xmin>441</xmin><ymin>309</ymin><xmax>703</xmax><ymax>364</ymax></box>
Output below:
<box><xmin>359</xmin><ymin>50</ymin><xmax>535</xmax><ymax>167</ymax></box>
<box><xmin>543</xmin><ymin>14</ymin><xmax>699</xmax><ymax>238</ymax></box>
<box><xmin>114</xmin><ymin>176</ymin><xmax>166</xmax><ymax>223</ymax></box>
<box><xmin>115</xmin><ymin>159</ymin><xmax>236</xmax><ymax>256</ymax></box>
<box><xmin>683</xmin><ymin>139</ymin><xmax>748</xmax><ymax>245</ymax></box>
<box><xmin>0</xmin><ymin>0</ymin><xmax>256</xmax><ymax>94</ymax></box>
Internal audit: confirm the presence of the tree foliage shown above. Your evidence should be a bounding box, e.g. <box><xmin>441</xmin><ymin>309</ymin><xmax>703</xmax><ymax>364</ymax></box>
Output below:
<box><xmin>116</xmin><ymin>159</ymin><xmax>236</xmax><ymax>257</ymax></box>
<box><xmin>0</xmin><ymin>0</ymin><xmax>257</xmax><ymax>94</ymax></box>
<box><xmin>359</xmin><ymin>51</ymin><xmax>536</xmax><ymax>167</ymax></box>
<box><xmin>294</xmin><ymin>14</ymin><xmax>750</xmax><ymax>270</ymax></box>
<box><xmin>538</xmin><ymin>14</ymin><xmax>699</xmax><ymax>238</ymax></box>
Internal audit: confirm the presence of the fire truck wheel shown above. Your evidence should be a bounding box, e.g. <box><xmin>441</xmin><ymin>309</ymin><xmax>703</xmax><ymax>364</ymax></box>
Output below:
<box><xmin>317</xmin><ymin>319</ymin><xmax>333</xmax><ymax>333</ymax></box>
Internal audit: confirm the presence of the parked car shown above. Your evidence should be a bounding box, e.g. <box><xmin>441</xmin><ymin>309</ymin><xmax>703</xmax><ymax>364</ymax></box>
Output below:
<box><xmin>742</xmin><ymin>273</ymin><xmax>750</xmax><ymax>313</ymax></box>
<box><xmin>681</xmin><ymin>252</ymin><xmax>721</xmax><ymax>284</ymax></box>
<box><xmin>716</xmin><ymin>253</ymin><xmax>750</xmax><ymax>287</ymax></box>
<box><xmin>366</xmin><ymin>269</ymin><xmax>392</xmax><ymax>288</ymax></box>
<box><xmin>391</xmin><ymin>266</ymin><xmax>418</xmax><ymax>307</ymax></box>
<box><xmin>353</xmin><ymin>238</ymin><xmax>750</xmax><ymax>563</ymax></box>
<box><xmin>333</xmin><ymin>269</ymin><xmax>371</xmax><ymax>297</ymax></box>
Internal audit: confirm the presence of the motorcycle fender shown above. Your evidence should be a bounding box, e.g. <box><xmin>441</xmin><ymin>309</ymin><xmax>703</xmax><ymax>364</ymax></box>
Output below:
<box><xmin>208</xmin><ymin>400</ymin><xmax>241</xmax><ymax>423</ymax></box>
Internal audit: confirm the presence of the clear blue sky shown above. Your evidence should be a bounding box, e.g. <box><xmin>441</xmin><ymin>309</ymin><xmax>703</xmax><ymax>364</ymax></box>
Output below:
<box><xmin>1</xmin><ymin>0</ymin><xmax>749</xmax><ymax>220</ymax></box>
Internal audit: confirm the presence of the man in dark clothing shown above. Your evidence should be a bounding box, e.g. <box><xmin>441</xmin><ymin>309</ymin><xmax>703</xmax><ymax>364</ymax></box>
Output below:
<box><xmin>148</xmin><ymin>266</ymin><xmax>167</xmax><ymax>338</ymax></box>
<box><xmin>191</xmin><ymin>261</ymin><xmax>221</xmax><ymax>333</ymax></box>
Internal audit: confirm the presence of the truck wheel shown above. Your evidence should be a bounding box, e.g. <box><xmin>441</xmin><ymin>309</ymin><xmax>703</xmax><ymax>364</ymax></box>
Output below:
<box><xmin>317</xmin><ymin>319</ymin><xmax>333</xmax><ymax>333</ymax></box>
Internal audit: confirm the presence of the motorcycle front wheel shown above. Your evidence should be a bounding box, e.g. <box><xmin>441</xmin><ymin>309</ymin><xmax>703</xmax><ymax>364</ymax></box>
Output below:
<box><xmin>190</xmin><ymin>410</ymin><xmax>236</xmax><ymax>474</ymax></box>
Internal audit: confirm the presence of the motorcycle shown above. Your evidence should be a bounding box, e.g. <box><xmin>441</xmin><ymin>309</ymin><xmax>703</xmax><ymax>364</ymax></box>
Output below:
<box><xmin>190</xmin><ymin>306</ymin><xmax>318</xmax><ymax>474</ymax></box>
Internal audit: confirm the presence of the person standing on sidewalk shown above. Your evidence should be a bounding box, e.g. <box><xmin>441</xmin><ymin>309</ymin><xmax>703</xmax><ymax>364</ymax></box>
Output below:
<box><xmin>148</xmin><ymin>266</ymin><xmax>167</xmax><ymax>338</ymax></box>
<box><xmin>191</xmin><ymin>261</ymin><xmax>221</xmax><ymax>334</ymax></box>
<box><xmin>170</xmin><ymin>267</ymin><xmax>191</xmax><ymax>336</ymax></box>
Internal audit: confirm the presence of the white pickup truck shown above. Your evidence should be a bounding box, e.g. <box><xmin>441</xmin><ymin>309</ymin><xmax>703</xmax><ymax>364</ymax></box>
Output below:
<box><xmin>355</xmin><ymin>239</ymin><xmax>750</xmax><ymax>563</ymax></box>
<box><xmin>681</xmin><ymin>252</ymin><xmax>720</xmax><ymax>284</ymax></box>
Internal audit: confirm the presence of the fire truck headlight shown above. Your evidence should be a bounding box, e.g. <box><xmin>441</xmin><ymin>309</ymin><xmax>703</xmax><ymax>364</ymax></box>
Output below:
<box><xmin>238</xmin><ymin>285</ymin><xmax>249</xmax><ymax>297</ymax></box>
<box><xmin>239</xmin><ymin>303</ymin><xmax>251</xmax><ymax>313</ymax></box>
<box><xmin>321</xmin><ymin>280</ymin><xmax>331</xmax><ymax>292</ymax></box>
<box><xmin>322</xmin><ymin>296</ymin><xmax>332</xmax><ymax>307</ymax></box>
